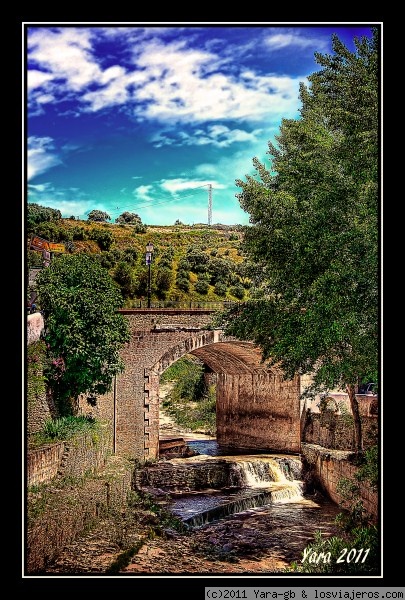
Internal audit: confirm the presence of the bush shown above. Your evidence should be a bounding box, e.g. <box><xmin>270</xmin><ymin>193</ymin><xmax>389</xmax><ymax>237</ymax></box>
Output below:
<box><xmin>214</xmin><ymin>282</ymin><xmax>227</xmax><ymax>297</ymax></box>
<box><xmin>31</xmin><ymin>415</ymin><xmax>99</xmax><ymax>446</ymax></box>
<box><xmin>230</xmin><ymin>284</ymin><xmax>245</xmax><ymax>300</ymax></box>
<box><xmin>195</xmin><ymin>280</ymin><xmax>209</xmax><ymax>295</ymax></box>
<box><xmin>88</xmin><ymin>228</ymin><xmax>113</xmax><ymax>251</ymax></box>
<box><xmin>113</xmin><ymin>262</ymin><xmax>135</xmax><ymax>298</ymax></box>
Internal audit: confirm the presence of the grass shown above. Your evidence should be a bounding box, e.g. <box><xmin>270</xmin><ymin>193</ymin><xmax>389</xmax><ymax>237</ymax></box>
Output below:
<box><xmin>161</xmin><ymin>355</ymin><xmax>217</xmax><ymax>435</ymax></box>
<box><xmin>163</xmin><ymin>389</ymin><xmax>217</xmax><ymax>436</ymax></box>
<box><xmin>29</xmin><ymin>415</ymin><xmax>101</xmax><ymax>447</ymax></box>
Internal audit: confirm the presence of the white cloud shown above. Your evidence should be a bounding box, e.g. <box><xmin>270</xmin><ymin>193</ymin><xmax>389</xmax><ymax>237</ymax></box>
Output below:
<box><xmin>264</xmin><ymin>31</ymin><xmax>328</xmax><ymax>51</ymax></box>
<box><xmin>27</xmin><ymin>69</ymin><xmax>54</xmax><ymax>91</ymax></box>
<box><xmin>36</xmin><ymin>93</ymin><xmax>55</xmax><ymax>104</ymax></box>
<box><xmin>133</xmin><ymin>184</ymin><xmax>154</xmax><ymax>201</ymax></box>
<box><xmin>27</xmin><ymin>28</ymin><xmax>303</xmax><ymax>124</ymax></box>
<box><xmin>27</xmin><ymin>136</ymin><xmax>62</xmax><ymax>180</ymax></box>
<box><xmin>28</xmin><ymin>182</ymin><xmax>53</xmax><ymax>193</ymax></box>
<box><xmin>160</xmin><ymin>178</ymin><xmax>214</xmax><ymax>194</ymax></box>
<box><xmin>130</xmin><ymin>40</ymin><xmax>302</xmax><ymax>124</ymax></box>
<box><xmin>28</xmin><ymin>28</ymin><xmax>100</xmax><ymax>91</ymax></box>
<box><xmin>151</xmin><ymin>124</ymin><xmax>262</xmax><ymax>148</ymax></box>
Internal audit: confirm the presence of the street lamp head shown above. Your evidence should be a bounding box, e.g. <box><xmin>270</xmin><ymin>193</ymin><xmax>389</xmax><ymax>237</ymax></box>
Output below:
<box><xmin>146</xmin><ymin>242</ymin><xmax>154</xmax><ymax>253</ymax></box>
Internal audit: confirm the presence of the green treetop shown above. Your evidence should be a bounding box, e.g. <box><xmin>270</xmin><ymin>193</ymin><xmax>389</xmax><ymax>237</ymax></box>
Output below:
<box><xmin>36</xmin><ymin>254</ymin><xmax>130</xmax><ymax>413</ymax></box>
<box><xmin>218</xmin><ymin>28</ymin><xmax>379</xmax><ymax>451</ymax></box>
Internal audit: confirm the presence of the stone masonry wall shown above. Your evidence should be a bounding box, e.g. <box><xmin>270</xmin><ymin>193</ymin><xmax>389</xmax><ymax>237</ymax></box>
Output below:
<box><xmin>216</xmin><ymin>372</ymin><xmax>301</xmax><ymax>453</ymax></box>
<box><xmin>302</xmin><ymin>412</ymin><xmax>378</xmax><ymax>451</ymax></box>
<box><xmin>301</xmin><ymin>443</ymin><xmax>378</xmax><ymax>522</ymax></box>
<box><xmin>93</xmin><ymin>311</ymin><xmax>216</xmax><ymax>460</ymax></box>
<box><xmin>27</xmin><ymin>442</ymin><xmax>65</xmax><ymax>486</ymax></box>
<box><xmin>27</xmin><ymin>424</ymin><xmax>112</xmax><ymax>486</ymax></box>
<box><xmin>27</xmin><ymin>456</ymin><xmax>133</xmax><ymax>573</ymax></box>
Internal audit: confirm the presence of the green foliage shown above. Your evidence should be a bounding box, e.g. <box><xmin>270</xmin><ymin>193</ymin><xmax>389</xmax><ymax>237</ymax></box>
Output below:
<box><xmin>31</xmin><ymin>415</ymin><xmax>99</xmax><ymax>446</ymax></box>
<box><xmin>36</xmin><ymin>253</ymin><xmax>130</xmax><ymax>412</ymax></box>
<box><xmin>70</xmin><ymin>226</ymin><xmax>88</xmax><ymax>241</ymax></box>
<box><xmin>214</xmin><ymin>281</ymin><xmax>227</xmax><ymax>297</ymax></box>
<box><xmin>131</xmin><ymin>222</ymin><xmax>147</xmax><ymax>234</ymax></box>
<box><xmin>218</xmin><ymin>29</ymin><xmax>379</xmax><ymax>449</ymax></box>
<box><xmin>34</xmin><ymin>222</ymin><xmax>72</xmax><ymax>243</ymax></box>
<box><xmin>229</xmin><ymin>284</ymin><xmax>245</xmax><ymax>300</ymax></box>
<box><xmin>286</xmin><ymin>526</ymin><xmax>379</xmax><ymax>575</ymax></box>
<box><xmin>155</xmin><ymin>266</ymin><xmax>174</xmax><ymax>296</ymax></box>
<box><xmin>161</xmin><ymin>356</ymin><xmax>216</xmax><ymax>435</ymax></box>
<box><xmin>27</xmin><ymin>203</ymin><xmax>62</xmax><ymax>233</ymax></box>
<box><xmin>115</xmin><ymin>211</ymin><xmax>143</xmax><ymax>226</ymax></box>
<box><xmin>195</xmin><ymin>280</ymin><xmax>209</xmax><ymax>295</ymax></box>
<box><xmin>113</xmin><ymin>261</ymin><xmax>135</xmax><ymax>298</ymax></box>
<box><xmin>114</xmin><ymin>211</ymin><xmax>147</xmax><ymax>230</ymax></box>
<box><xmin>176</xmin><ymin>269</ymin><xmax>190</xmax><ymax>292</ymax></box>
<box><xmin>355</xmin><ymin>445</ymin><xmax>378</xmax><ymax>490</ymax></box>
<box><xmin>27</xmin><ymin>340</ymin><xmax>47</xmax><ymax>404</ymax></box>
<box><xmin>163</xmin><ymin>386</ymin><xmax>217</xmax><ymax>436</ymax></box>
<box><xmin>185</xmin><ymin>247</ymin><xmax>210</xmax><ymax>273</ymax></box>
<box><xmin>87</xmin><ymin>210</ymin><xmax>111</xmax><ymax>222</ymax></box>
<box><xmin>161</xmin><ymin>356</ymin><xmax>207</xmax><ymax>400</ymax></box>
<box><xmin>27</xmin><ymin>250</ymin><xmax>43</xmax><ymax>273</ymax></box>
<box><xmin>88</xmin><ymin>227</ymin><xmax>113</xmax><ymax>251</ymax></box>
<box><xmin>27</xmin><ymin>216</ymin><xmax>246</xmax><ymax>303</ymax></box>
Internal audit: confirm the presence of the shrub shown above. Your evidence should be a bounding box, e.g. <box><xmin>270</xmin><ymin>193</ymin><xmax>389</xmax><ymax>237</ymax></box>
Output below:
<box><xmin>195</xmin><ymin>280</ymin><xmax>209</xmax><ymax>294</ymax></box>
<box><xmin>230</xmin><ymin>284</ymin><xmax>245</xmax><ymax>300</ymax></box>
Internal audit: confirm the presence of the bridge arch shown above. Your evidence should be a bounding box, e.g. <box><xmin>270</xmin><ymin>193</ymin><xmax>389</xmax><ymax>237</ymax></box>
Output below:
<box><xmin>79</xmin><ymin>310</ymin><xmax>301</xmax><ymax>460</ymax></box>
<box><xmin>149</xmin><ymin>338</ymin><xmax>300</xmax><ymax>459</ymax></box>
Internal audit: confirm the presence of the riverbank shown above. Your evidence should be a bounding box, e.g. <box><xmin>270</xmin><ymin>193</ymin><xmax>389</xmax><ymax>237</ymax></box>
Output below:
<box><xmin>44</xmin><ymin>404</ymin><xmax>343</xmax><ymax>575</ymax></box>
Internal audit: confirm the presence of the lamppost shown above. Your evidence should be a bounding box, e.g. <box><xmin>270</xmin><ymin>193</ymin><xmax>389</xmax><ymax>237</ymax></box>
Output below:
<box><xmin>145</xmin><ymin>242</ymin><xmax>154</xmax><ymax>308</ymax></box>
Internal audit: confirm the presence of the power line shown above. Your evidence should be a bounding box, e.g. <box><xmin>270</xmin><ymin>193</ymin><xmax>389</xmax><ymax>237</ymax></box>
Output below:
<box><xmin>109</xmin><ymin>184</ymin><xmax>213</xmax><ymax>223</ymax></box>
<box><xmin>73</xmin><ymin>184</ymin><xmax>214</xmax><ymax>223</ymax></box>
<box><xmin>112</xmin><ymin>185</ymin><xmax>210</xmax><ymax>215</ymax></box>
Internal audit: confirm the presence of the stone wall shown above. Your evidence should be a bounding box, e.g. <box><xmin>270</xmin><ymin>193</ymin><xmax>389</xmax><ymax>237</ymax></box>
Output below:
<box><xmin>27</xmin><ymin>390</ymin><xmax>57</xmax><ymax>435</ymax></box>
<box><xmin>27</xmin><ymin>423</ymin><xmax>112</xmax><ymax>486</ymax></box>
<box><xmin>27</xmin><ymin>338</ymin><xmax>58</xmax><ymax>435</ymax></box>
<box><xmin>92</xmin><ymin>311</ymin><xmax>219</xmax><ymax>460</ymax></box>
<box><xmin>302</xmin><ymin>411</ymin><xmax>378</xmax><ymax>450</ymax></box>
<box><xmin>216</xmin><ymin>372</ymin><xmax>301</xmax><ymax>453</ymax></box>
<box><xmin>26</xmin><ymin>456</ymin><xmax>133</xmax><ymax>573</ymax></box>
<box><xmin>27</xmin><ymin>442</ymin><xmax>65</xmax><ymax>486</ymax></box>
<box><xmin>301</xmin><ymin>443</ymin><xmax>378</xmax><ymax>522</ymax></box>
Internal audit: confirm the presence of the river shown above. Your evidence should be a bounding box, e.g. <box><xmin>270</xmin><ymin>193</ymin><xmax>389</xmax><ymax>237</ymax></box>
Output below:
<box><xmin>123</xmin><ymin>407</ymin><xmax>345</xmax><ymax>574</ymax></box>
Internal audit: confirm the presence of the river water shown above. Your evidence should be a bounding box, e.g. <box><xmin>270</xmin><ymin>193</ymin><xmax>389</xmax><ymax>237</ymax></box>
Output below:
<box><xmin>150</xmin><ymin>434</ymin><xmax>344</xmax><ymax>571</ymax></box>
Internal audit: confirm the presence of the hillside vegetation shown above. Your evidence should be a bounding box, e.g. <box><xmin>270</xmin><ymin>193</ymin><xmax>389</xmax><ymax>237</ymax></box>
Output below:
<box><xmin>27</xmin><ymin>210</ymin><xmax>250</xmax><ymax>307</ymax></box>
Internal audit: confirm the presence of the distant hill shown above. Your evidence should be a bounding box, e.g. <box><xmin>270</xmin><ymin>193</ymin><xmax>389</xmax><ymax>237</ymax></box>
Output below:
<box><xmin>27</xmin><ymin>217</ymin><xmax>251</xmax><ymax>307</ymax></box>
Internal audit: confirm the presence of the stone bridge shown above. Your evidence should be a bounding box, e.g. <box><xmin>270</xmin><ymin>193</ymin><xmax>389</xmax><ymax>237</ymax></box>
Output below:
<box><xmin>80</xmin><ymin>309</ymin><xmax>302</xmax><ymax>461</ymax></box>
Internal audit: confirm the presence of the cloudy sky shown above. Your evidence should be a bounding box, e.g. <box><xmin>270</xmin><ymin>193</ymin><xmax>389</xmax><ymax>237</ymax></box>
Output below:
<box><xmin>25</xmin><ymin>23</ymin><xmax>374</xmax><ymax>226</ymax></box>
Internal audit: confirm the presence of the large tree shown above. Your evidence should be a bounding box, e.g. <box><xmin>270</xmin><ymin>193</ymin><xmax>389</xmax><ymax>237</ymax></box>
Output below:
<box><xmin>219</xmin><ymin>28</ymin><xmax>379</xmax><ymax>451</ymax></box>
<box><xmin>87</xmin><ymin>209</ymin><xmax>111</xmax><ymax>222</ymax></box>
<box><xmin>35</xmin><ymin>254</ymin><xmax>130</xmax><ymax>413</ymax></box>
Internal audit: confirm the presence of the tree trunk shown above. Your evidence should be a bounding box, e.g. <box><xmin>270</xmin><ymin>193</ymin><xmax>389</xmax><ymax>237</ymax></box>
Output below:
<box><xmin>346</xmin><ymin>383</ymin><xmax>363</xmax><ymax>452</ymax></box>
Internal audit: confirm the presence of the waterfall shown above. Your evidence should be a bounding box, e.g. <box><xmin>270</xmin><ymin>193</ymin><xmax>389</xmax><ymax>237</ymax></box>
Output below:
<box><xmin>168</xmin><ymin>455</ymin><xmax>305</xmax><ymax>527</ymax></box>
<box><xmin>232</xmin><ymin>457</ymin><xmax>304</xmax><ymax>502</ymax></box>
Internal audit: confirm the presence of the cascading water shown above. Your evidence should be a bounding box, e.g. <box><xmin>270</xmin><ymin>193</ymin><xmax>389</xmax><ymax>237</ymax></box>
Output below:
<box><xmin>166</xmin><ymin>454</ymin><xmax>306</xmax><ymax>527</ymax></box>
<box><xmin>230</xmin><ymin>457</ymin><xmax>304</xmax><ymax>502</ymax></box>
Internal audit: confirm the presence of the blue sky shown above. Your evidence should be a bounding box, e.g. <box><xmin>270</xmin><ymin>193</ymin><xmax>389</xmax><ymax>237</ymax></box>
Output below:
<box><xmin>26</xmin><ymin>23</ymin><xmax>375</xmax><ymax>226</ymax></box>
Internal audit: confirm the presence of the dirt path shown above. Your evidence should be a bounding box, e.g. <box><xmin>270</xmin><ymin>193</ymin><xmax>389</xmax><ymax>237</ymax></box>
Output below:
<box><xmin>158</xmin><ymin>382</ymin><xmax>216</xmax><ymax>442</ymax></box>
